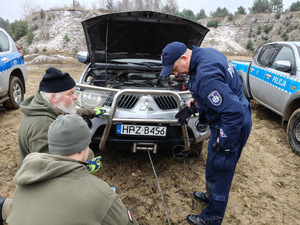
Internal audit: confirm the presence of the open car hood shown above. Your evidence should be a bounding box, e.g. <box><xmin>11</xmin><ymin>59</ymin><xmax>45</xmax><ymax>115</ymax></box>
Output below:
<box><xmin>81</xmin><ymin>11</ymin><xmax>209</xmax><ymax>64</ymax></box>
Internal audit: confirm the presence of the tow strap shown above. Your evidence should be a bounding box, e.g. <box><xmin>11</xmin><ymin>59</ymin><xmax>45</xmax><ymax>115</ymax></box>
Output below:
<box><xmin>147</xmin><ymin>150</ymin><xmax>171</xmax><ymax>225</ymax></box>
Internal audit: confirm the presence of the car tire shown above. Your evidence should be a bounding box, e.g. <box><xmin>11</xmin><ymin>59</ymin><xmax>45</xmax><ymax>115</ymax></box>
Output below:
<box><xmin>4</xmin><ymin>76</ymin><xmax>24</xmax><ymax>109</ymax></box>
<box><xmin>287</xmin><ymin>109</ymin><xmax>300</xmax><ymax>156</ymax></box>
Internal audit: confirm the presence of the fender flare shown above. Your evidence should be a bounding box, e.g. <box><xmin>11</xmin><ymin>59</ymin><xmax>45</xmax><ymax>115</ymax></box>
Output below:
<box><xmin>283</xmin><ymin>90</ymin><xmax>300</xmax><ymax>123</ymax></box>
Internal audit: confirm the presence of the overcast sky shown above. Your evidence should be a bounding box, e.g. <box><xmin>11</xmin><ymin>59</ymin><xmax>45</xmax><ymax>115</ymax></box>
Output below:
<box><xmin>0</xmin><ymin>0</ymin><xmax>297</xmax><ymax>22</ymax></box>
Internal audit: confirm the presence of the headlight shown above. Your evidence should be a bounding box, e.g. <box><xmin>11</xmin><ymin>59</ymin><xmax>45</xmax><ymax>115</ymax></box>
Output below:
<box><xmin>76</xmin><ymin>90</ymin><xmax>111</xmax><ymax>108</ymax></box>
<box><xmin>180</xmin><ymin>93</ymin><xmax>192</xmax><ymax>107</ymax></box>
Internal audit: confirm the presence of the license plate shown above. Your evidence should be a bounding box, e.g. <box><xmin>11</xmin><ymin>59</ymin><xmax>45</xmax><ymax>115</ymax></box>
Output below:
<box><xmin>116</xmin><ymin>124</ymin><xmax>167</xmax><ymax>136</ymax></box>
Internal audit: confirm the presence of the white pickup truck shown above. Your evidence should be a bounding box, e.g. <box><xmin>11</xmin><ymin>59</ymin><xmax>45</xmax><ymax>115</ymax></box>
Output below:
<box><xmin>232</xmin><ymin>41</ymin><xmax>300</xmax><ymax>155</ymax></box>
<box><xmin>0</xmin><ymin>28</ymin><xmax>27</xmax><ymax>109</ymax></box>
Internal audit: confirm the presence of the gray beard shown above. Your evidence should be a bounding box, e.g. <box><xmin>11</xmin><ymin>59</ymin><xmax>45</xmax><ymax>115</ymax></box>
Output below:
<box><xmin>56</xmin><ymin>101</ymin><xmax>77</xmax><ymax>114</ymax></box>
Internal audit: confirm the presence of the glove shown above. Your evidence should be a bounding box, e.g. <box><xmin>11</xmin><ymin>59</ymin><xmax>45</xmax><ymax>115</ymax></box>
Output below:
<box><xmin>93</xmin><ymin>107</ymin><xmax>107</xmax><ymax>119</ymax></box>
<box><xmin>175</xmin><ymin>103</ymin><xmax>198</xmax><ymax>125</ymax></box>
<box><xmin>213</xmin><ymin>141</ymin><xmax>221</xmax><ymax>152</ymax></box>
<box><xmin>87</xmin><ymin>156</ymin><xmax>102</xmax><ymax>174</ymax></box>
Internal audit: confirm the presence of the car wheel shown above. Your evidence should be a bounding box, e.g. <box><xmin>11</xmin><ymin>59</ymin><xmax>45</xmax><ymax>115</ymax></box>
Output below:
<box><xmin>287</xmin><ymin>109</ymin><xmax>300</xmax><ymax>155</ymax></box>
<box><xmin>4</xmin><ymin>76</ymin><xmax>24</xmax><ymax>109</ymax></box>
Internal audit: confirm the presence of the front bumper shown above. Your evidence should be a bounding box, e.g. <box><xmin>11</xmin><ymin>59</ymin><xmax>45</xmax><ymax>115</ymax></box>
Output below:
<box><xmin>77</xmin><ymin>84</ymin><xmax>210</xmax><ymax>152</ymax></box>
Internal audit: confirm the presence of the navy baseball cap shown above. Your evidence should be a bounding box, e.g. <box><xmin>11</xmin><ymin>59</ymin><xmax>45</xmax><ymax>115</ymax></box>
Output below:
<box><xmin>160</xmin><ymin>42</ymin><xmax>187</xmax><ymax>77</ymax></box>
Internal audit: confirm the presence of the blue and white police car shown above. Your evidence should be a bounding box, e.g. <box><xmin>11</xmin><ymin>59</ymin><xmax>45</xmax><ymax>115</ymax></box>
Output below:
<box><xmin>233</xmin><ymin>41</ymin><xmax>300</xmax><ymax>155</ymax></box>
<box><xmin>0</xmin><ymin>28</ymin><xmax>27</xmax><ymax>109</ymax></box>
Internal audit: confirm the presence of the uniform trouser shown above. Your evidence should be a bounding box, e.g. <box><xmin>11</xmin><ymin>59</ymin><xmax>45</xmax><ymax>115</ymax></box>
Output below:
<box><xmin>200</xmin><ymin>119</ymin><xmax>252</xmax><ymax>225</ymax></box>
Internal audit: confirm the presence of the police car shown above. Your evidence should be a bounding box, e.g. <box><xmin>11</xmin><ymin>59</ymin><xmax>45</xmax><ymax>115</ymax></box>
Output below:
<box><xmin>233</xmin><ymin>42</ymin><xmax>300</xmax><ymax>155</ymax></box>
<box><xmin>0</xmin><ymin>28</ymin><xmax>27</xmax><ymax>109</ymax></box>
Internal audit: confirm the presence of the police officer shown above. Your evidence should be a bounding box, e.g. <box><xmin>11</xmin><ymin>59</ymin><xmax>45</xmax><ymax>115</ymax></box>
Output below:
<box><xmin>160</xmin><ymin>42</ymin><xmax>252</xmax><ymax>225</ymax></box>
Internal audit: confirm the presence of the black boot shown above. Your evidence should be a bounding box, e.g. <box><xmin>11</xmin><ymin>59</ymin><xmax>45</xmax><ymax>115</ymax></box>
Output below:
<box><xmin>0</xmin><ymin>196</ymin><xmax>6</xmax><ymax>224</ymax></box>
<box><xmin>186</xmin><ymin>214</ymin><xmax>207</xmax><ymax>225</ymax></box>
<box><xmin>193</xmin><ymin>191</ymin><xmax>209</xmax><ymax>204</ymax></box>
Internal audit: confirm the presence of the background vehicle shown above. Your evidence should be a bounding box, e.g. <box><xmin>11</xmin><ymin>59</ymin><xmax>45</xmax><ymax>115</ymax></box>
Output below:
<box><xmin>76</xmin><ymin>11</ymin><xmax>211</xmax><ymax>154</ymax></box>
<box><xmin>0</xmin><ymin>28</ymin><xmax>27</xmax><ymax>109</ymax></box>
<box><xmin>232</xmin><ymin>42</ymin><xmax>300</xmax><ymax>155</ymax></box>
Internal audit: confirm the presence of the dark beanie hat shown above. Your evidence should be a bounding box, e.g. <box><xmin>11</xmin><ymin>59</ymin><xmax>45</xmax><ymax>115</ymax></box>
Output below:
<box><xmin>48</xmin><ymin>114</ymin><xmax>91</xmax><ymax>156</ymax></box>
<box><xmin>39</xmin><ymin>67</ymin><xmax>76</xmax><ymax>93</ymax></box>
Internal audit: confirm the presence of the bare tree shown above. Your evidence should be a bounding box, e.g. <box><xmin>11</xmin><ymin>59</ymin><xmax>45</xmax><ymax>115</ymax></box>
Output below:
<box><xmin>72</xmin><ymin>0</ymin><xmax>82</xmax><ymax>8</ymax></box>
<box><xmin>133</xmin><ymin>0</ymin><xmax>144</xmax><ymax>10</ymax></box>
<box><xmin>23</xmin><ymin>0</ymin><xmax>41</xmax><ymax>19</ymax></box>
<box><xmin>153</xmin><ymin>0</ymin><xmax>161</xmax><ymax>11</ymax></box>
<box><xmin>122</xmin><ymin>0</ymin><xmax>132</xmax><ymax>11</ymax></box>
<box><xmin>93</xmin><ymin>0</ymin><xmax>107</xmax><ymax>11</ymax></box>
<box><xmin>114</xmin><ymin>0</ymin><xmax>164</xmax><ymax>12</ymax></box>
<box><xmin>145</xmin><ymin>0</ymin><xmax>155</xmax><ymax>10</ymax></box>
<box><xmin>115</xmin><ymin>1</ymin><xmax>124</xmax><ymax>11</ymax></box>
<box><xmin>163</xmin><ymin>0</ymin><xmax>178</xmax><ymax>14</ymax></box>
<box><xmin>79</xmin><ymin>0</ymin><xmax>89</xmax><ymax>9</ymax></box>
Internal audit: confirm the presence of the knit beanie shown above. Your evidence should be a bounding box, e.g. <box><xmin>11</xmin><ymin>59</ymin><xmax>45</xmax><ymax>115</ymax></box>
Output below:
<box><xmin>39</xmin><ymin>67</ymin><xmax>76</xmax><ymax>93</ymax></box>
<box><xmin>48</xmin><ymin>114</ymin><xmax>91</xmax><ymax>156</ymax></box>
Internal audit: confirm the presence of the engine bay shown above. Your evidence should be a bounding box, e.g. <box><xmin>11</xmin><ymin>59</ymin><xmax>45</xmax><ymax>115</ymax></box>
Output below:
<box><xmin>84</xmin><ymin>68</ymin><xmax>189</xmax><ymax>91</ymax></box>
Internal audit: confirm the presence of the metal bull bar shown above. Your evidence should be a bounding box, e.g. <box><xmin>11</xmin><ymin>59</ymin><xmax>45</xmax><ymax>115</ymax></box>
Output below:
<box><xmin>76</xmin><ymin>84</ymin><xmax>191</xmax><ymax>152</ymax></box>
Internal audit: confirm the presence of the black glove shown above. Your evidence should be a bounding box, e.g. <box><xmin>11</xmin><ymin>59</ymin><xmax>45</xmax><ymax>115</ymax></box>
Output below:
<box><xmin>175</xmin><ymin>103</ymin><xmax>198</xmax><ymax>125</ymax></box>
<box><xmin>213</xmin><ymin>141</ymin><xmax>221</xmax><ymax>152</ymax></box>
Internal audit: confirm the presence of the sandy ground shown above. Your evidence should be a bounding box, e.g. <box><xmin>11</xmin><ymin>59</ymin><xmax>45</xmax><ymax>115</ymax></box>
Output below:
<box><xmin>0</xmin><ymin>62</ymin><xmax>299</xmax><ymax>225</ymax></box>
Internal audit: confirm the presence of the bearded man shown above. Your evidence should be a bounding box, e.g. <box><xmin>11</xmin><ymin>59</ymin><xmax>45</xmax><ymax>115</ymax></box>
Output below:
<box><xmin>17</xmin><ymin>67</ymin><xmax>104</xmax><ymax>166</ymax></box>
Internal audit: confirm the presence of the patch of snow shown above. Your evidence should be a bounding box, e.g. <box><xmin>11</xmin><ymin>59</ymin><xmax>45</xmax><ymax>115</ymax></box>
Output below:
<box><xmin>26</xmin><ymin>54</ymin><xmax>76</xmax><ymax>64</ymax></box>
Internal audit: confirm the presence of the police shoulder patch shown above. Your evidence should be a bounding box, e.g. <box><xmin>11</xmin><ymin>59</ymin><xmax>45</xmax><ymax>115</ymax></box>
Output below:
<box><xmin>208</xmin><ymin>90</ymin><xmax>222</xmax><ymax>106</ymax></box>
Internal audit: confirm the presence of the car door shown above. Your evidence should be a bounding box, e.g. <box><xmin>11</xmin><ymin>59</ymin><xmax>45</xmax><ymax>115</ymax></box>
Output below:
<box><xmin>249</xmin><ymin>44</ymin><xmax>277</xmax><ymax>102</ymax></box>
<box><xmin>260</xmin><ymin>45</ymin><xmax>296</xmax><ymax>115</ymax></box>
<box><xmin>0</xmin><ymin>30</ymin><xmax>10</xmax><ymax>96</ymax></box>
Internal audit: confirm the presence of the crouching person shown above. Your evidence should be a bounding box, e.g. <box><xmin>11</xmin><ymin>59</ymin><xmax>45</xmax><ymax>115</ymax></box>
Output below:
<box><xmin>1</xmin><ymin>114</ymin><xmax>138</xmax><ymax>225</ymax></box>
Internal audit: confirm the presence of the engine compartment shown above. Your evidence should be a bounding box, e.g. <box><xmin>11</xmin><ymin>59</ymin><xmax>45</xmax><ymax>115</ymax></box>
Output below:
<box><xmin>84</xmin><ymin>68</ymin><xmax>189</xmax><ymax>91</ymax></box>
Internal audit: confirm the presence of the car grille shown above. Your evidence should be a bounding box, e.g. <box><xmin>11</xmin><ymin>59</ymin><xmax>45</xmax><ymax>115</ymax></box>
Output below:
<box><xmin>104</xmin><ymin>93</ymin><xmax>140</xmax><ymax>109</ymax></box>
<box><xmin>154</xmin><ymin>96</ymin><xmax>177</xmax><ymax>110</ymax></box>
<box><xmin>104</xmin><ymin>94</ymin><xmax>178</xmax><ymax>110</ymax></box>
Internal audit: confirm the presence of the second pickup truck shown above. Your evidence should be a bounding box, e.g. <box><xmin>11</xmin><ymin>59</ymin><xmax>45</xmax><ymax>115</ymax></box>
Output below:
<box><xmin>232</xmin><ymin>41</ymin><xmax>300</xmax><ymax>155</ymax></box>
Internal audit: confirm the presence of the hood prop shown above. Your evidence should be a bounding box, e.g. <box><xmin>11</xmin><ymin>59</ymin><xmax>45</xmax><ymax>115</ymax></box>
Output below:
<box><xmin>105</xmin><ymin>18</ymin><xmax>109</xmax><ymax>75</ymax></box>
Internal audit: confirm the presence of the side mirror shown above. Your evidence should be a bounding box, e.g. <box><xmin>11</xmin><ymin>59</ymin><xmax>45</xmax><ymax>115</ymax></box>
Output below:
<box><xmin>274</xmin><ymin>60</ymin><xmax>292</xmax><ymax>72</ymax></box>
<box><xmin>77</xmin><ymin>51</ymin><xmax>90</xmax><ymax>64</ymax></box>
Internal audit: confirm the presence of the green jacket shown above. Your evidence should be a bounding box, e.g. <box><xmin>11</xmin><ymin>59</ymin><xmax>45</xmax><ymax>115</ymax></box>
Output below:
<box><xmin>18</xmin><ymin>91</ymin><xmax>95</xmax><ymax>166</ymax></box>
<box><xmin>7</xmin><ymin>153</ymin><xmax>138</xmax><ymax>225</ymax></box>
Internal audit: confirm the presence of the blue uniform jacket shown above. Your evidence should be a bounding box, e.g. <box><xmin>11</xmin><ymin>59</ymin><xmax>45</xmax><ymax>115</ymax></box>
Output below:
<box><xmin>188</xmin><ymin>46</ymin><xmax>251</xmax><ymax>151</ymax></box>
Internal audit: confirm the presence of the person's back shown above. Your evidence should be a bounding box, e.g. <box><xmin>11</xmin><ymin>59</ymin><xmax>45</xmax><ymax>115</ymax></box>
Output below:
<box><xmin>7</xmin><ymin>153</ymin><xmax>136</xmax><ymax>225</ymax></box>
<box><xmin>190</xmin><ymin>47</ymin><xmax>247</xmax><ymax>106</ymax></box>
<box><xmin>8</xmin><ymin>114</ymin><xmax>138</xmax><ymax>225</ymax></box>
